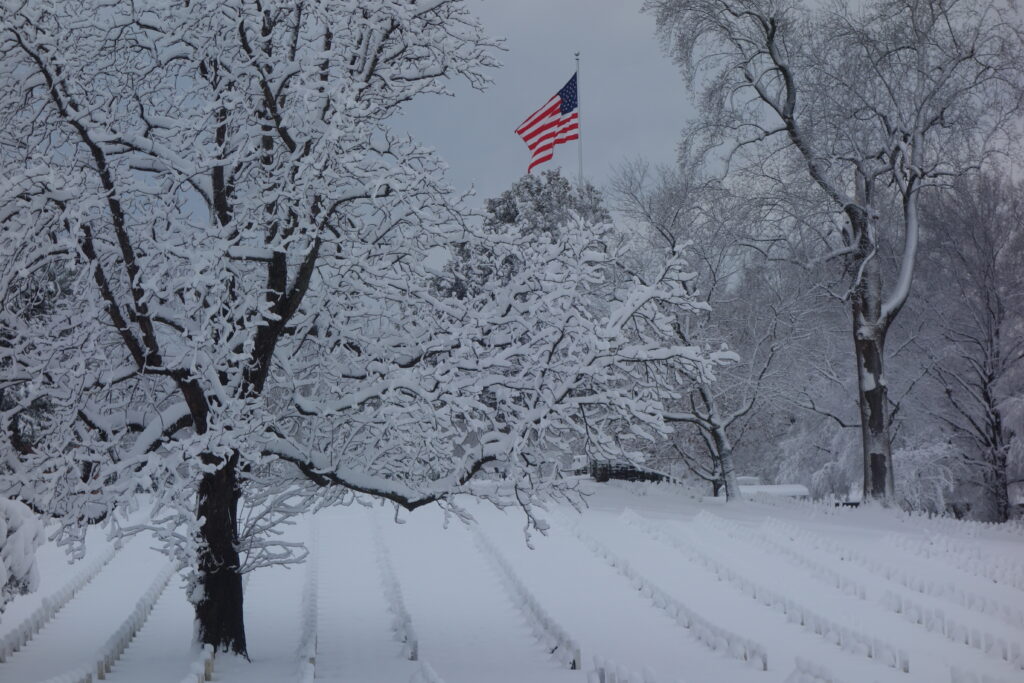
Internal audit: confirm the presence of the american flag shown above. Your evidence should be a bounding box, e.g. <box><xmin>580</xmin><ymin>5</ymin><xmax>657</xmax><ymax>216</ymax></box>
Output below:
<box><xmin>515</xmin><ymin>73</ymin><xmax>579</xmax><ymax>173</ymax></box>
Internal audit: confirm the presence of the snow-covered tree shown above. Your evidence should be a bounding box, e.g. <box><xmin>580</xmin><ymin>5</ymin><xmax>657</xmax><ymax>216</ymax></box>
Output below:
<box><xmin>437</xmin><ymin>170</ymin><xmax>739</xmax><ymax>483</ymax></box>
<box><xmin>892</xmin><ymin>441</ymin><xmax>970</xmax><ymax>515</ymax></box>
<box><xmin>443</xmin><ymin>170</ymin><xmax>610</xmax><ymax>299</ymax></box>
<box><xmin>612</xmin><ymin>159</ymin><xmax>791</xmax><ymax>500</ymax></box>
<box><xmin>1</xmin><ymin>497</ymin><xmax>43</xmax><ymax>616</ymax></box>
<box><xmin>0</xmin><ymin>0</ymin><xmax>503</xmax><ymax>653</ymax></box>
<box><xmin>647</xmin><ymin>0</ymin><xmax>1024</xmax><ymax>502</ymax></box>
<box><xmin>0</xmin><ymin>0</ymin><xmax>726</xmax><ymax>655</ymax></box>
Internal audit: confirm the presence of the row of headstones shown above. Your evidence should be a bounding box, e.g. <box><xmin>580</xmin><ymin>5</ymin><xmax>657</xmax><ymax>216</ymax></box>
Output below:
<box><xmin>621</xmin><ymin>511</ymin><xmax>905</xmax><ymax>672</ymax></box>
<box><xmin>0</xmin><ymin>545</ymin><xmax>117</xmax><ymax>662</ymax></box>
<box><xmin>569</xmin><ymin>518</ymin><xmax>768</xmax><ymax>672</ymax></box>
<box><xmin>763</xmin><ymin>519</ymin><xmax>1024</xmax><ymax>632</ymax></box>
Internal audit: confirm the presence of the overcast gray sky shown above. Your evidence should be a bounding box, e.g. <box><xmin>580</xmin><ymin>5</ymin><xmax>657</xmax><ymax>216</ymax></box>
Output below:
<box><xmin>397</xmin><ymin>0</ymin><xmax>695</xmax><ymax>202</ymax></box>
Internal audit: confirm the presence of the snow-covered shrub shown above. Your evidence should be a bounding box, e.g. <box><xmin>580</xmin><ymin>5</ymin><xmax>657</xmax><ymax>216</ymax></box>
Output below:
<box><xmin>776</xmin><ymin>427</ymin><xmax>860</xmax><ymax>501</ymax></box>
<box><xmin>0</xmin><ymin>497</ymin><xmax>44</xmax><ymax>614</ymax></box>
<box><xmin>893</xmin><ymin>442</ymin><xmax>968</xmax><ymax>514</ymax></box>
<box><xmin>1000</xmin><ymin>393</ymin><xmax>1024</xmax><ymax>518</ymax></box>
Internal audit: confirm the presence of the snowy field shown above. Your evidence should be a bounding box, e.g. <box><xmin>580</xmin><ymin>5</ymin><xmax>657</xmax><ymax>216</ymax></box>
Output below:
<box><xmin>2</xmin><ymin>482</ymin><xmax>1023</xmax><ymax>683</ymax></box>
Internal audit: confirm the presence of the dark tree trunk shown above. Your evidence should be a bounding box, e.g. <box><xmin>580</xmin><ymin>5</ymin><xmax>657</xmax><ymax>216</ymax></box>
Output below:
<box><xmin>986</xmin><ymin>464</ymin><xmax>1010</xmax><ymax>523</ymax></box>
<box><xmin>697</xmin><ymin>385</ymin><xmax>742</xmax><ymax>502</ymax></box>
<box><xmin>195</xmin><ymin>457</ymin><xmax>247</xmax><ymax>657</ymax></box>
<box><xmin>715</xmin><ymin>437</ymin><xmax>741</xmax><ymax>502</ymax></box>
<box><xmin>985</xmin><ymin>439</ymin><xmax>1010</xmax><ymax>523</ymax></box>
<box><xmin>851</xmin><ymin>255</ymin><xmax>895</xmax><ymax>502</ymax></box>
<box><xmin>984</xmin><ymin>386</ymin><xmax>1010</xmax><ymax>522</ymax></box>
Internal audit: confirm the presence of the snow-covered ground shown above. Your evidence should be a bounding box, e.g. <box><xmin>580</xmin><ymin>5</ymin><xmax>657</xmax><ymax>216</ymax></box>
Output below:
<box><xmin>2</xmin><ymin>481</ymin><xmax>1022</xmax><ymax>683</ymax></box>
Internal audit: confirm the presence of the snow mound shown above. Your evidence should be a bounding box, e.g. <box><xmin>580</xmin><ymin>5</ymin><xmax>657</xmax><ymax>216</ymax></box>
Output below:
<box><xmin>1</xmin><ymin>498</ymin><xmax>44</xmax><ymax>613</ymax></box>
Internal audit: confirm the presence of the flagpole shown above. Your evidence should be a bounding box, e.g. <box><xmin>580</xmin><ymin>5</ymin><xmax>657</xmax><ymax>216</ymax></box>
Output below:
<box><xmin>575</xmin><ymin>51</ymin><xmax>583</xmax><ymax>186</ymax></box>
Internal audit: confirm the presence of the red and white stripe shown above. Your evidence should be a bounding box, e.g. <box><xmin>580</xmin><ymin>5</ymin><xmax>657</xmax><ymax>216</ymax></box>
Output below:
<box><xmin>515</xmin><ymin>96</ymin><xmax>579</xmax><ymax>173</ymax></box>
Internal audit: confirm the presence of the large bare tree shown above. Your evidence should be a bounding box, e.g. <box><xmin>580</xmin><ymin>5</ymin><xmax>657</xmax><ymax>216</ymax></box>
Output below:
<box><xmin>612</xmin><ymin>159</ymin><xmax>792</xmax><ymax>500</ymax></box>
<box><xmin>918</xmin><ymin>173</ymin><xmax>1024</xmax><ymax>520</ymax></box>
<box><xmin>647</xmin><ymin>0</ymin><xmax>1024</xmax><ymax>501</ymax></box>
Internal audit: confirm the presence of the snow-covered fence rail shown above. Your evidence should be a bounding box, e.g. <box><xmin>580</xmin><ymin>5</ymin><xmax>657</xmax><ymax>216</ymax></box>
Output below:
<box><xmin>297</xmin><ymin>518</ymin><xmax>319</xmax><ymax>683</ymax></box>
<box><xmin>567</xmin><ymin>519</ymin><xmax>767</xmax><ymax>671</ymax></box>
<box><xmin>884</xmin><ymin>533</ymin><xmax>1024</xmax><ymax>592</ymax></box>
<box><xmin>881</xmin><ymin>591</ymin><xmax>1022</xmax><ymax>669</ymax></box>
<box><xmin>763</xmin><ymin>519</ymin><xmax>1024</xmax><ymax>631</ymax></box>
<box><xmin>370</xmin><ymin>516</ymin><xmax>418</xmax><ymax>661</ymax></box>
<box><xmin>693</xmin><ymin>513</ymin><xmax>867</xmax><ymax>600</ymax></box>
<box><xmin>94</xmin><ymin>562</ymin><xmax>175</xmax><ymax>679</ymax></box>
<box><xmin>0</xmin><ymin>544</ymin><xmax>118</xmax><ymax>662</ymax></box>
<box><xmin>623</xmin><ymin>511</ymin><xmax>908</xmax><ymax>673</ymax></box>
<box><xmin>178</xmin><ymin>644</ymin><xmax>215</xmax><ymax>683</ymax></box>
<box><xmin>471</xmin><ymin>527</ymin><xmax>581</xmax><ymax>669</ymax></box>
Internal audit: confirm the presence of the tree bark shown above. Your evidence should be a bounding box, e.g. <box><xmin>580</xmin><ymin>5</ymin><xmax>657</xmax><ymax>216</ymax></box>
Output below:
<box><xmin>851</xmin><ymin>254</ymin><xmax>895</xmax><ymax>502</ymax></box>
<box><xmin>195</xmin><ymin>457</ymin><xmax>247</xmax><ymax>657</ymax></box>
<box><xmin>984</xmin><ymin>372</ymin><xmax>1010</xmax><ymax>522</ymax></box>
<box><xmin>702</xmin><ymin>385</ymin><xmax>743</xmax><ymax>502</ymax></box>
<box><xmin>716</xmin><ymin>438</ymin><xmax>742</xmax><ymax>502</ymax></box>
<box><xmin>985</xmin><ymin>436</ymin><xmax>1010</xmax><ymax>522</ymax></box>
